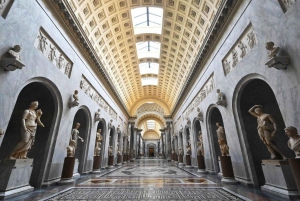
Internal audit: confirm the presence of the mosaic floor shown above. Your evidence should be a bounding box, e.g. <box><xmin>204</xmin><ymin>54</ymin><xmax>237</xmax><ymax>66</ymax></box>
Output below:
<box><xmin>43</xmin><ymin>187</ymin><xmax>245</xmax><ymax>201</ymax></box>
<box><xmin>105</xmin><ymin>166</ymin><xmax>192</xmax><ymax>177</ymax></box>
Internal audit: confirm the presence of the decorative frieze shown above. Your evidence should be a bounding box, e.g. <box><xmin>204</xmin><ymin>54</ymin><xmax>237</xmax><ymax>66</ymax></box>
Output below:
<box><xmin>34</xmin><ymin>28</ymin><xmax>73</xmax><ymax>78</ymax></box>
<box><xmin>0</xmin><ymin>0</ymin><xmax>13</xmax><ymax>18</ymax></box>
<box><xmin>222</xmin><ymin>24</ymin><xmax>257</xmax><ymax>75</ymax></box>
<box><xmin>80</xmin><ymin>76</ymin><xmax>117</xmax><ymax>120</ymax></box>
<box><xmin>278</xmin><ymin>0</ymin><xmax>295</xmax><ymax>13</ymax></box>
<box><xmin>183</xmin><ymin>74</ymin><xmax>215</xmax><ymax>118</ymax></box>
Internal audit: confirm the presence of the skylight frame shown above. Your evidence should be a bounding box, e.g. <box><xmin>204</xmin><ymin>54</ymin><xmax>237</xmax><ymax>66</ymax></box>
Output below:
<box><xmin>139</xmin><ymin>62</ymin><xmax>159</xmax><ymax>75</ymax></box>
<box><xmin>131</xmin><ymin>7</ymin><xmax>163</xmax><ymax>35</ymax></box>
<box><xmin>147</xmin><ymin>120</ymin><xmax>155</xmax><ymax>130</ymax></box>
<box><xmin>136</xmin><ymin>41</ymin><xmax>161</xmax><ymax>59</ymax></box>
<box><xmin>141</xmin><ymin>77</ymin><xmax>158</xmax><ymax>86</ymax></box>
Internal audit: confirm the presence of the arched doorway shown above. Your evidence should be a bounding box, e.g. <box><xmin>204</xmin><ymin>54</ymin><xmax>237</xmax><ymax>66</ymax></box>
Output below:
<box><xmin>207</xmin><ymin>107</ymin><xmax>224</xmax><ymax>173</ymax></box>
<box><xmin>72</xmin><ymin>107</ymin><xmax>91</xmax><ymax>174</ymax></box>
<box><xmin>237</xmin><ymin>79</ymin><xmax>294</xmax><ymax>186</ymax></box>
<box><xmin>147</xmin><ymin>143</ymin><xmax>156</xmax><ymax>157</ymax></box>
<box><xmin>0</xmin><ymin>82</ymin><xmax>59</xmax><ymax>187</ymax></box>
<box><xmin>96</xmin><ymin>119</ymin><xmax>106</xmax><ymax>169</ymax></box>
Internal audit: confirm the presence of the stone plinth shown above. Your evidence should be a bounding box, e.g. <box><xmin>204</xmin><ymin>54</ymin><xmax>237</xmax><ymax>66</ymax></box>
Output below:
<box><xmin>91</xmin><ymin>156</ymin><xmax>101</xmax><ymax>174</ymax></box>
<box><xmin>197</xmin><ymin>155</ymin><xmax>207</xmax><ymax>173</ymax></box>
<box><xmin>117</xmin><ymin>155</ymin><xmax>122</xmax><ymax>166</ymax></box>
<box><xmin>107</xmin><ymin>155</ymin><xmax>114</xmax><ymax>169</ymax></box>
<box><xmin>0</xmin><ymin>159</ymin><xmax>34</xmax><ymax>199</ymax></box>
<box><xmin>261</xmin><ymin>160</ymin><xmax>299</xmax><ymax>196</ymax></box>
<box><xmin>289</xmin><ymin>158</ymin><xmax>300</xmax><ymax>193</ymax></box>
<box><xmin>178</xmin><ymin>155</ymin><xmax>184</xmax><ymax>166</ymax></box>
<box><xmin>73</xmin><ymin>159</ymin><xmax>79</xmax><ymax>178</ymax></box>
<box><xmin>220</xmin><ymin>156</ymin><xmax>238</xmax><ymax>184</ymax></box>
<box><xmin>174</xmin><ymin>153</ymin><xmax>178</xmax><ymax>162</ymax></box>
<box><xmin>185</xmin><ymin>155</ymin><xmax>192</xmax><ymax>168</ymax></box>
<box><xmin>122</xmin><ymin>155</ymin><xmax>127</xmax><ymax>164</ymax></box>
<box><xmin>57</xmin><ymin>157</ymin><xmax>75</xmax><ymax>185</ymax></box>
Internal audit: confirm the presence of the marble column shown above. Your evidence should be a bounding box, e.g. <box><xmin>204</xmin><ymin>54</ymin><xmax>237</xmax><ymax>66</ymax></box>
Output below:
<box><xmin>160</xmin><ymin>130</ymin><xmax>165</xmax><ymax>158</ymax></box>
<box><xmin>129</xmin><ymin>121</ymin><xmax>135</xmax><ymax>161</ymax></box>
<box><xmin>165</xmin><ymin>120</ymin><xmax>173</xmax><ymax>162</ymax></box>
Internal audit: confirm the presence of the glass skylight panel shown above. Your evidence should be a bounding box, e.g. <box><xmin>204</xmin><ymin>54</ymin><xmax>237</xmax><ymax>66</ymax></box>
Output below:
<box><xmin>147</xmin><ymin>120</ymin><xmax>155</xmax><ymax>129</ymax></box>
<box><xmin>131</xmin><ymin>7</ymin><xmax>163</xmax><ymax>35</ymax></box>
<box><xmin>136</xmin><ymin>41</ymin><xmax>161</xmax><ymax>59</ymax></box>
<box><xmin>139</xmin><ymin>63</ymin><xmax>159</xmax><ymax>75</ymax></box>
<box><xmin>141</xmin><ymin>77</ymin><xmax>158</xmax><ymax>86</ymax></box>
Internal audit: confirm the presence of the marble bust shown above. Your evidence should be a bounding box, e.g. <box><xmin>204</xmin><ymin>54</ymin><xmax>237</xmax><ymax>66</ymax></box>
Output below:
<box><xmin>108</xmin><ymin>146</ymin><xmax>113</xmax><ymax>156</ymax></box>
<box><xmin>73</xmin><ymin>90</ymin><xmax>79</xmax><ymax>102</ymax></box>
<box><xmin>1</xmin><ymin>45</ymin><xmax>25</xmax><ymax>71</ymax></box>
<box><xmin>285</xmin><ymin>126</ymin><xmax>300</xmax><ymax>158</ymax></box>
<box><xmin>8</xmin><ymin>101</ymin><xmax>44</xmax><ymax>159</ymax></box>
<box><xmin>67</xmin><ymin>140</ymin><xmax>76</xmax><ymax>157</ymax></box>
<box><xmin>178</xmin><ymin>148</ymin><xmax>183</xmax><ymax>155</ymax></box>
<box><xmin>265</xmin><ymin>41</ymin><xmax>280</xmax><ymax>59</ymax></box>
<box><xmin>108</xmin><ymin>119</ymin><xmax>113</xmax><ymax>129</ymax></box>
<box><xmin>216</xmin><ymin>89</ymin><xmax>227</xmax><ymax>106</ymax></box>
<box><xmin>8</xmin><ymin>45</ymin><xmax>21</xmax><ymax>61</ymax></box>
<box><xmin>69</xmin><ymin>90</ymin><xmax>79</xmax><ymax>107</ymax></box>
<box><xmin>95</xmin><ymin>109</ymin><xmax>101</xmax><ymax>121</ymax></box>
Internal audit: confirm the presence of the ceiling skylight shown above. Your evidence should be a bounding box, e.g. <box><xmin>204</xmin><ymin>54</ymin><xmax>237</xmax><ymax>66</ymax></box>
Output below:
<box><xmin>141</xmin><ymin>77</ymin><xmax>158</xmax><ymax>86</ymax></box>
<box><xmin>139</xmin><ymin>62</ymin><xmax>159</xmax><ymax>75</ymax></box>
<box><xmin>131</xmin><ymin>7</ymin><xmax>163</xmax><ymax>35</ymax></box>
<box><xmin>136</xmin><ymin>41</ymin><xmax>161</xmax><ymax>59</ymax></box>
<box><xmin>147</xmin><ymin>120</ymin><xmax>155</xmax><ymax>129</ymax></box>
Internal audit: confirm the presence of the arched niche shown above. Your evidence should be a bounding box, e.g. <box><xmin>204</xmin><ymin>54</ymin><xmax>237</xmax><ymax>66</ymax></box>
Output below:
<box><xmin>207</xmin><ymin>106</ymin><xmax>224</xmax><ymax>173</ymax></box>
<box><xmin>184</xmin><ymin>125</ymin><xmax>191</xmax><ymax>154</ymax></box>
<box><xmin>178</xmin><ymin>130</ymin><xmax>184</xmax><ymax>154</ymax></box>
<box><xmin>96</xmin><ymin>119</ymin><xmax>106</xmax><ymax>168</ymax></box>
<box><xmin>237</xmin><ymin>78</ymin><xmax>294</xmax><ymax>186</ymax></box>
<box><xmin>0</xmin><ymin>81</ymin><xmax>61</xmax><ymax>187</ymax></box>
<box><xmin>72</xmin><ymin>107</ymin><xmax>91</xmax><ymax>174</ymax></box>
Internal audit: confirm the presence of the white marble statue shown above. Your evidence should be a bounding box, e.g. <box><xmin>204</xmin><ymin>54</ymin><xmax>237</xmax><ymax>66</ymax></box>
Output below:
<box><xmin>48</xmin><ymin>44</ymin><xmax>56</xmax><ymax>61</ymax></box>
<box><xmin>178</xmin><ymin>148</ymin><xmax>183</xmax><ymax>155</ymax></box>
<box><xmin>197</xmin><ymin>131</ymin><xmax>204</xmax><ymax>156</ymax></box>
<box><xmin>285</xmin><ymin>126</ymin><xmax>300</xmax><ymax>158</ymax></box>
<box><xmin>186</xmin><ymin>139</ymin><xmax>191</xmax><ymax>155</ymax></box>
<box><xmin>37</xmin><ymin>32</ymin><xmax>48</xmax><ymax>53</ymax></box>
<box><xmin>249</xmin><ymin>105</ymin><xmax>287</xmax><ymax>160</ymax></box>
<box><xmin>216</xmin><ymin>122</ymin><xmax>229</xmax><ymax>156</ymax></box>
<box><xmin>216</xmin><ymin>89</ymin><xmax>227</xmax><ymax>106</ymax></box>
<box><xmin>8</xmin><ymin>45</ymin><xmax>21</xmax><ymax>61</ymax></box>
<box><xmin>108</xmin><ymin>119</ymin><xmax>113</xmax><ymax>129</ymax></box>
<box><xmin>265</xmin><ymin>41</ymin><xmax>280</xmax><ymax>59</ymax></box>
<box><xmin>238</xmin><ymin>41</ymin><xmax>247</xmax><ymax>58</ymax></box>
<box><xmin>94</xmin><ymin>129</ymin><xmax>102</xmax><ymax>156</ymax></box>
<box><xmin>70</xmin><ymin>123</ymin><xmax>84</xmax><ymax>150</ymax></box>
<box><xmin>8</xmin><ymin>101</ymin><xmax>45</xmax><ymax>159</ymax></box>
<box><xmin>73</xmin><ymin>90</ymin><xmax>79</xmax><ymax>102</ymax></box>
<box><xmin>108</xmin><ymin>146</ymin><xmax>113</xmax><ymax>156</ymax></box>
<box><xmin>67</xmin><ymin>140</ymin><xmax>76</xmax><ymax>157</ymax></box>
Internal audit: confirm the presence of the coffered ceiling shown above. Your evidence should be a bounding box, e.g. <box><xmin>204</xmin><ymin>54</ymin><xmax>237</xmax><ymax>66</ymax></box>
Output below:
<box><xmin>63</xmin><ymin>0</ymin><xmax>221</xmax><ymax>116</ymax></box>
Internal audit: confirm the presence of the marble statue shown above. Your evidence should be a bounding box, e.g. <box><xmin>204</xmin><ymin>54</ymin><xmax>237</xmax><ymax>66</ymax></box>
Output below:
<box><xmin>218</xmin><ymin>138</ymin><xmax>229</xmax><ymax>156</ymax></box>
<box><xmin>197</xmin><ymin>131</ymin><xmax>204</xmax><ymax>156</ymax></box>
<box><xmin>67</xmin><ymin>140</ymin><xmax>76</xmax><ymax>157</ymax></box>
<box><xmin>223</xmin><ymin>59</ymin><xmax>231</xmax><ymax>75</ymax></box>
<box><xmin>0</xmin><ymin>128</ymin><xmax>4</xmax><ymax>138</ymax></box>
<box><xmin>231</xmin><ymin>49</ymin><xmax>238</xmax><ymax>67</ymax></box>
<box><xmin>8</xmin><ymin>101</ymin><xmax>45</xmax><ymax>159</ymax></box>
<box><xmin>178</xmin><ymin>148</ymin><xmax>183</xmax><ymax>155</ymax></box>
<box><xmin>249</xmin><ymin>105</ymin><xmax>287</xmax><ymax>160</ymax></box>
<box><xmin>127</xmin><ymin>147</ymin><xmax>130</xmax><ymax>155</ymax></box>
<box><xmin>247</xmin><ymin>28</ymin><xmax>256</xmax><ymax>49</ymax></box>
<box><xmin>285</xmin><ymin>126</ymin><xmax>300</xmax><ymax>158</ymax></box>
<box><xmin>57</xmin><ymin>54</ymin><xmax>65</xmax><ymax>69</ymax></box>
<box><xmin>73</xmin><ymin>90</ymin><xmax>79</xmax><ymax>102</ymax></box>
<box><xmin>70</xmin><ymin>123</ymin><xmax>84</xmax><ymax>150</ymax></box>
<box><xmin>94</xmin><ymin>129</ymin><xmax>102</xmax><ymax>156</ymax></box>
<box><xmin>216</xmin><ymin>122</ymin><xmax>230</xmax><ymax>156</ymax></box>
<box><xmin>65</xmin><ymin>63</ymin><xmax>71</xmax><ymax>75</ymax></box>
<box><xmin>197</xmin><ymin>107</ymin><xmax>203</xmax><ymax>121</ymax></box>
<box><xmin>69</xmin><ymin>90</ymin><xmax>79</xmax><ymax>108</ymax></box>
<box><xmin>95</xmin><ymin>109</ymin><xmax>101</xmax><ymax>121</ymax></box>
<box><xmin>186</xmin><ymin>139</ymin><xmax>191</xmax><ymax>155</ymax></box>
<box><xmin>108</xmin><ymin>146</ymin><xmax>113</xmax><ymax>156</ymax></box>
<box><xmin>265</xmin><ymin>41</ymin><xmax>280</xmax><ymax>59</ymax></box>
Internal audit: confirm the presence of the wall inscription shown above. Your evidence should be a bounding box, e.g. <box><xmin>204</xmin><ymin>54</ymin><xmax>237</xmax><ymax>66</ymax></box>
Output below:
<box><xmin>80</xmin><ymin>76</ymin><xmax>117</xmax><ymax>120</ymax></box>
<box><xmin>183</xmin><ymin>74</ymin><xmax>215</xmax><ymax>119</ymax></box>
<box><xmin>34</xmin><ymin>28</ymin><xmax>73</xmax><ymax>78</ymax></box>
<box><xmin>222</xmin><ymin>24</ymin><xmax>257</xmax><ymax>75</ymax></box>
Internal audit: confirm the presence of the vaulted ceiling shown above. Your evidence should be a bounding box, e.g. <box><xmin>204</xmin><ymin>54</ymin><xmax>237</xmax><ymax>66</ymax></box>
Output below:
<box><xmin>64</xmin><ymin>0</ymin><xmax>221</xmax><ymax>115</ymax></box>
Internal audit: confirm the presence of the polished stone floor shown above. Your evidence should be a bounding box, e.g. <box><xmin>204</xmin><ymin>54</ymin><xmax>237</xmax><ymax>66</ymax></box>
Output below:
<box><xmin>4</xmin><ymin>158</ymin><xmax>300</xmax><ymax>201</ymax></box>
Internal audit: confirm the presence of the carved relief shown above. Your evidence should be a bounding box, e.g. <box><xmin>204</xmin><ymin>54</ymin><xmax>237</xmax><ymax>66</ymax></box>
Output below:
<box><xmin>183</xmin><ymin>74</ymin><xmax>214</xmax><ymax>118</ymax></box>
<box><xmin>34</xmin><ymin>28</ymin><xmax>73</xmax><ymax>78</ymax></box>
<box><xmin>0</xmin><ymin>0</ymin><xmax>13</xmax><ymax>18</ymax></box>
<box><xmin>222</xmin><ymin>24</ymin><xmax>257</xmax><ymax>75</ymax></box>
<box><xmin>80</xmin><ymin>75</ymin><xmax>117</xmax><ymax>120</ymax></box>
<box><xmin>278</xmin><ymin>0</ymin><xmax>295</xmax><ymax>12</ymax></box>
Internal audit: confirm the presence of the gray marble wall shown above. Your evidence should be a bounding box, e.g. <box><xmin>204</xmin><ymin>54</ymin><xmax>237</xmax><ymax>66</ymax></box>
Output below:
<box><xmin>173</xmin><ymin>0</ymin><xmax>300</xmax><ymax>186</ymax></box>
<box><xmin>0</xmin><ymin>0</ymin><xmax>128</xmax><ymax>186</ymax></box>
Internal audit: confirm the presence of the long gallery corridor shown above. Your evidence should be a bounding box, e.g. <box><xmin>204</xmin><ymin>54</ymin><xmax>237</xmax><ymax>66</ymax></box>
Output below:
<box><xmin>5</xmin><ymin>158</ymin><xmax>295</xmax><ymax>201</ymax></box>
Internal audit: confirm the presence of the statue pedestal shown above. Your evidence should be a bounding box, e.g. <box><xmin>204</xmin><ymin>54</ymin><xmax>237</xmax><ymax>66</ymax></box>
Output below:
<box><xmin>185</xmin><ymin>155</ymin><xmax>192</xmax><ymax>168</ymax></box>
<box><xmin>289</xmin><ymin>158</ymin><xmax>300</xmax><ymax>193</ymax></box>
<box><xmin>220</xmin><ymin>156</ymin><xmax>238</xmax><ymax>184</ymax></box>
<box><xmin>0</xmin><ymin>159</ymin><xmax>34</xmax><ymax>199</ymax></box>
<box><xmin>122</xmin><ymin>155</ymin><xmax>127</xmax><ymax>164</ymax></box>
<box><xmin>73</xmin><ymin>159</ymin><xmax>80</xmax><ymax>178</ymax></box>
<box><xmin>107</xmin><ymin>155</ymin><xmax>114</xmax><ymax>169</ymax></box>
<box><xmin>57</xmin><ymin>157</ymin><xmax>76</xmax><ymax>185</ymax></box>
<box><xmin>174</xmin><ymin>153</ymin><xmax>178</xmax><ymax>163</ymax></box>
<box><xmin>261</xmin><ymin>160</ymin><xmax>299</xmax><ymax>196</ymax></box>
<box><xmin>91</xmin><ymin>156</ymin><xmax>101</xmax><ymax>174</ymax></box>
<box><xmin>197</xmin><ymin>155</ymin><xmax>207</xmax><ymax>173</ymax></box>
<box><xmin>178</xmin><ymin>155</ymin><xmax>184</xmax><ymax>166</ymax></box>
<box><xmin>117</xmin><ymin>155</ymin><xmax>122</xmax><ymax>166</ymax></box>
<box><xmin>126</xmin><ymin>154</ymin><xmax>130</xmax><ymax>162</ymax></box>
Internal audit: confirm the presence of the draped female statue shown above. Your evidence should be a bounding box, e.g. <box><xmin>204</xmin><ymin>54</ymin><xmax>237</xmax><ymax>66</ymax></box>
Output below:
<box><xmin>9</xmin><ymin>101</ymin><xmax>44</xmax><ymax>159</ymax></box>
